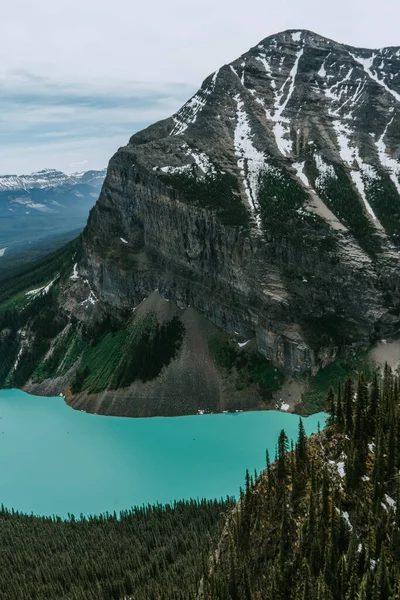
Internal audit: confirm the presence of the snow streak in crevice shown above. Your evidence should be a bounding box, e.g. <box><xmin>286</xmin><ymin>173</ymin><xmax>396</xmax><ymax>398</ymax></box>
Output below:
<box><xmin>262</xmin><ymin>47</ymin><xmax>304</xmax><ymax>156</ymax></box>
<box><xmin>332</xmin><ymin>121</ymin><xmax>379</xmax><ymax>221</ymax></box>
<box><xmin>233</xmin><ymin>94</ymin><xmax>264</xmax><ymax>227</ymax></box>
<box><xmin>170</xmin><ymin>71</ymin><xmax>219</xmax><ymax>136</ymax></box>
<box><xmin>376</xmin><ymin>118</ymin><xmax>400</xmax><ymax>194</ymax></box>
<box><xmin>349</xmin><ymin>52</ymin><xmax>400</xmax><ymax>103</ymax></box>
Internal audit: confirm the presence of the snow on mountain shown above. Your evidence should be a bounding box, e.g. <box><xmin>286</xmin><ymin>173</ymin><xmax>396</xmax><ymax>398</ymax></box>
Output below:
<box><xmin>0</xmin><ymin>168</ymin><xmax>107</xmax><ymax>192</ymax></box>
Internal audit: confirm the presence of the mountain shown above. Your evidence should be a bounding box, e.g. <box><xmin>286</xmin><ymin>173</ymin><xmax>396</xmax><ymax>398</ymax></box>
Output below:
<box><xmin>0</xmin><ymin>168</ymin><xmax>106</xmax><ymax>251</ymax></box>
<box><xmin>0</xmin><ymin>168</ymin><xmax>106</xmax><ymax>192</ymax></box>
<box><xmin>2</xmin><ymin>30</ymin><xmax>400</xmax><ymax>415</ymax></box>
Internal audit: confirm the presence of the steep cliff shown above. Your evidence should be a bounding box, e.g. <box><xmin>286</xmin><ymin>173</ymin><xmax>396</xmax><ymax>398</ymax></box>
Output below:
<box><xmin>3</xmin><ymin>29</ymin><xmax>400</xmax><ymax>415</ymax></box>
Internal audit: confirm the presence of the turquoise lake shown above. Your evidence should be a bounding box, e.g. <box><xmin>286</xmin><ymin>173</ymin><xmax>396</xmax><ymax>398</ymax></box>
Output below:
<box><xmin>0</xmin><ymin>389</ymin><xmax>326</xmax><ymax>517</ymax></box>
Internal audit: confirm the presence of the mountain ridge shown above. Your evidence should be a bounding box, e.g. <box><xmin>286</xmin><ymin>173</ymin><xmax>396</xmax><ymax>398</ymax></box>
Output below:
<box><xmin>0</xmin><ymin>168</ymin><xmax>107</xmax><ymax>192</ymax></box>
<box><xmin>2</xmin><ymin>29</ymin><xmax>400</xmax><ymax>415</ymax></box>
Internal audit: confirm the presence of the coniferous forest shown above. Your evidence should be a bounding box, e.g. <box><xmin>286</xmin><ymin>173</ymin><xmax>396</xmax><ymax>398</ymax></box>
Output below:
<box><xmin>203</xmin><ymin>366</ymin><xmax>400</xmax><ymax>599</ymax></box>
<box><xmin>1</xmin><ymin>366</ymin><xmax>400</xmax><ymax>599</ymax></box>
<box><xmin>0</xmin><ymin>499</ymin><xmax>231</xmax><ymax>600</ymax></box>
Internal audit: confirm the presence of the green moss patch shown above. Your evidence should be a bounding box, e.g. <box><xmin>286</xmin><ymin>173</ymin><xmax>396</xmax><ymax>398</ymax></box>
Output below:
<box><xmin>208</xmin><ymin>336</ymin><xmax>284</xmax><ymax>400</ymax></box>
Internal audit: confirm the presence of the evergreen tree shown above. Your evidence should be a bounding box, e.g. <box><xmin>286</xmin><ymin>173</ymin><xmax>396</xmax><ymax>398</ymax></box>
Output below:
<box><xmin>277</xmin><ymin>429</ymin><xmax>289</xmax><ymax>483</ymax></box>
<box><xmin>344</xmin><ymin>376</ymin><xmax>354</xmax><ymax>435</ymax></box>
<box><xmin>326</xmin><ymin>386</ymin><xmax>336</xmax><ymax>427</ymax></box>
<box><xmin>337</xmin><ymin>378</ymin><xmax>344</xmax><ymax>428</ymax></box>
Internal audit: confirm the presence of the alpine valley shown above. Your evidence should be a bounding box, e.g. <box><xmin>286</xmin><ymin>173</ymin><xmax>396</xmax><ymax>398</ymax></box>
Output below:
<box><xmin>2</xmin><ymin>29</ymin><xmax>400</xmax><ymax>417</ymax></box>
<box><xmin>0</xmin><ymin>168</ymin><xmax>106</xmax><ymax>274</ymax></box>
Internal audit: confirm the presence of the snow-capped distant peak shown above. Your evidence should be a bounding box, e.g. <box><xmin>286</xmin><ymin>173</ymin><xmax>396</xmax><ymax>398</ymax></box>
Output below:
<box><xmin>0</xmin><ymin>168</ymin><xmax>106</xmax><ymax>192</ymax></box>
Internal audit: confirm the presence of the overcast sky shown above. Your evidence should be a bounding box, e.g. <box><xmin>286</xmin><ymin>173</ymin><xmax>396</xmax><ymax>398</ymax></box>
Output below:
<box><xmin>2</xmin><ymin>0</ymin><xmax>400</xmax><ymax>175</ymax></box>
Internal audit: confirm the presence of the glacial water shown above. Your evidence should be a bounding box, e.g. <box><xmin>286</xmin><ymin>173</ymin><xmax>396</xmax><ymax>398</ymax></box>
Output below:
<box><xmin>0</xmin><ymin>389</ymin><xmax>326</xmax><ymax>517</ymax></box>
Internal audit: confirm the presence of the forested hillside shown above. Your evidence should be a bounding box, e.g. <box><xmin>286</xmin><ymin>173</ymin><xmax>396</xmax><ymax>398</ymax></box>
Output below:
<box><xmin>0</xmin><ymin>499</ymin><xmax>231</xmax><ymax>600</ymax></box>
<box><xmin>203</xmin><ymin>366</ymin><xmax>400</xmax><ymax>599</ymax></box>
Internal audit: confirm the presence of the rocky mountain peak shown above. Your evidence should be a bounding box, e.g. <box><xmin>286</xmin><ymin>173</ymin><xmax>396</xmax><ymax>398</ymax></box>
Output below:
<box><xmin>77</xmin><ymin>30</ymin><xmax>400</xmax><ymax>376</ymax></box>
<box><xmin>10</xmin><ymin>31</ymin><xmax>400</xmax><ymax>413</ymax></box>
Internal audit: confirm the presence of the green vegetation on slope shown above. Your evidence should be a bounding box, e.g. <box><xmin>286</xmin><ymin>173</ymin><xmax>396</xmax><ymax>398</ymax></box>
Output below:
<box><xmin>203</xmin><ymin>365</ymin><xmax>400</xmax><ymax>599</ymax></box>
<box><xmin>0</xmin><ymin>499</ymin><xmax>232</xmax><ymax>600</ymax></box>
<box><xmin>363</xmin><ymin>168</ymin><xmax>400</xmax><ymax>243</ymax></box>
<box><xmin>0</xmin><ymin>284</ymin><xmax>67</xmax><ymax>388</ymax></box>
<box><xmin>0</xmin><ymin>229</ymin><xmax>82</xmax><ymax>279</ymax></box>
<box><xmin>31</xmin><ymin>327</ymin><xmax>86</xmax><ymax>384</ymax></box>
<box><xmin>0</xmin><ymin>236</ymin><xmax>81</xmax><ymax>309</ymax></box>
<box><xmin>305</xmin><ymin>156</ymin><xmax>381</xmax><ymax>257</ymax></box>
<box><xmin>299</xmin><ymin>349</ymin><xmax>375</xmax><ymax>414</ymax></box>
<box><xmin>208</xmin><ymin>336</ymin><xmax>285</xmax><ymax>400</ymax></box>
<box><xmin>158</xmin><ymin>168</ymin><xmax>251</xmax><ymax>227</ymax></box>
<box><xmin>71</xmin><ymin>313</ymin><xmax>185</xmax><ymax>394</ymax></box>
<box><xmin>258</xmin><ymin>163</ymin><xmax>336</xmax><ymax>252</ymax></box>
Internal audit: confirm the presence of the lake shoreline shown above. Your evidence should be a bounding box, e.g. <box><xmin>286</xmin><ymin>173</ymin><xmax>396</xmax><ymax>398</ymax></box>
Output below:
<box><xmin>0</xmin><ymin>388</ymin><xmax>326</xmax><ymax>518</ymax></box>
<box><xmin>19</xmin><ymin>373</ymin><xmax>310</xmax><ymax>419</ymax></box>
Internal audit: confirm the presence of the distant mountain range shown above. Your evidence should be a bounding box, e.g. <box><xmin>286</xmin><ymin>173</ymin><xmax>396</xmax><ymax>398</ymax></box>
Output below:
<box><xmin>0</xmin><ymin>168</ymin><xmax>106</xmax><ymax>256</ymax></box>
<box><xmin>0</xmin><ymin>168</ymin><xmax>106</xmax><ymax>193</ymax></box>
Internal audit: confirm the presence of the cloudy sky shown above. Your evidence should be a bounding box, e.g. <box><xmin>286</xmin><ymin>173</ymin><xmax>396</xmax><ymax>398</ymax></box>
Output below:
<box><xmin>2</xmin><ymin>0</ymin><xmax>400</xmax><ymax>175</ymax></box>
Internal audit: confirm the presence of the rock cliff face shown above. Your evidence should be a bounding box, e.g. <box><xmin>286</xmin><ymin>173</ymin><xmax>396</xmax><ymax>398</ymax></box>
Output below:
<box><xmin>72</xmin><ymin>29</ymin><xmax>400</xmax><ymax>376</ymax></box>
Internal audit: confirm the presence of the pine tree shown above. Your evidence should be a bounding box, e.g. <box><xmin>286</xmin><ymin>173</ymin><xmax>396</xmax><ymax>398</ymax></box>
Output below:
<box><xmin>296</xmin><ymin>418</ymin><xmax>308</xmax><ymax>470</ymax></box>
<box><xmin>326</xmin><ymin>386</ymin><xmax>336</xmax><ymax>427</ymax></box>
<box><xmin>337</xmin><ymin>378</ymin><xmax>344</xmax><ymax>428</ymax></box>
<box><xmin>277</xmin><ymin>429</ymin><xmax>289</xmax><ymax>484</ymax></box>
<box><xmin>352</xmin><ymin>371</ymin><xmax>369</xmax><ymax>484</ymax></box>
<box><xmin>374</xmin><ymin>546</ymin><xmax>391</xmax><ymax>600</ymax></box>
<box><xmin>344</xmin><ymin>376</ymin><xmax>354</xmax><ymax>435</ymax></box>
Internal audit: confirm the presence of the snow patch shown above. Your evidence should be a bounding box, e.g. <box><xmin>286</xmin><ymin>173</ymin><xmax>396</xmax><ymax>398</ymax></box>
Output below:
<box><xmin>189</xmin><ymin>149</ymin><xmax>216</xmax><ymax>174</ymax></box>
<box><xmin>291</xmin><ymin>31</ymin><xmax>302</xmax><ymax>42</ymax></box>
<box><xmin>255</xmin><ymin>55</ymin><xmax>276</xmax><ymax>89</ymax></box>
<box><xmin>25</xmin><ymin>278</ymin><xmax>57</xmax><ymax>298</ymax></box>
<box><xmin>158</xmin><ymin>164</ymin><xmax>192</xmax><ymax>175</ymax></box>
<box><xmin>238</xmin><ymin>340</ymin><xmax>250</xmax><ymax>348</ymax></box>
<box><xmin>376</xmin><ymin>118</ymin><xmax>400</xmax><ymax>194</ymax></box>
<box><xmin>80</xmin><ymin>279</ymin><xmax>98</xmax><ymax>307</ymax></box>
<box><xmin>293</xmin><ymin>161</ymin><xmax>310</xmax><ymax>187</ymax></box>
<box><xmin>315</xmin><ymin>154</ymin><xmax>337</xmax><ymax>188</ymax></box>
<box><xmin>342</xmin><ymin>511</ymin><xmax>353</xmax><ymax>530</ymax></box>
<box><xmin>120</xmin><ymin>238</ymin><xmax>128</xmax><ymax>244</ymax></box>
<box><xmin>280</xmin><ymin>402</ymin><xmax>290</xmax><ymax>412</ymax></box>
<box><xmin>270</xmin><ymin>47</ymin><xmax>303</xmax><ymax>155</ymax></box>
<box><xmin>350</xmin><ymin>171</ymin><xmax>377</xmax><ymax>219</ymax></box>
<box><xmin>233</xmin><ymin>94</ymin><xmax>265</xmax><ymax>225</ymax></box>
<box><xmin>170</xmin><ymin>72</ymin><xmax>218</xmax><ymax>136</ymax></box>
<box><xmin>69</xmin><ymin>263</ymin><xmax>79</xmax><ymax>280</ymax></box>
<box><xmin>350</xmin><ymin>52</ymin><xmax>400</xmax><ymax>103</ymax></box>
<box><xmin>385</xmin><ymin>494</ymin><xmax>396</xmax><ymax>509</ymax></box>
<box><xmin>13</xmin><ymin>347</ymin><xmax>23</xmax><ymax>371</ymax></box>
<box><xmin>332</xmin><ymin>121</ymin><xmax>378</xmax><ymax>220</ymax></box>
